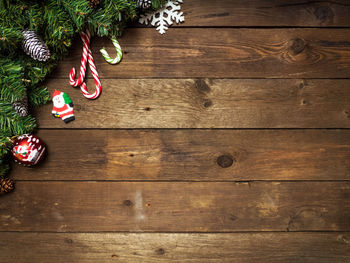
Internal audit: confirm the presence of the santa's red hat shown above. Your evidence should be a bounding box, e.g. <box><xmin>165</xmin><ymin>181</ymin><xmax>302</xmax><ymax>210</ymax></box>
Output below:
<box><xmin>52</xmin><ymin>90</ymin><xmax>61</xmax><ymax>97</ymax></box>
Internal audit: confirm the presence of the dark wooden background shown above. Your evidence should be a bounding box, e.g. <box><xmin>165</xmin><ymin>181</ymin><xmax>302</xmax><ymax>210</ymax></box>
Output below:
<box><xmin>1</xmin><ymin>1</ymin><xmax>350</xmax><ymax>262</ymax></box>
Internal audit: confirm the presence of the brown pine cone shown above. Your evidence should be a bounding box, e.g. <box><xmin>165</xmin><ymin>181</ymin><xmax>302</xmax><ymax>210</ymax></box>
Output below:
<box><xmin>0</xmin><ymin>178</ymin><xmax>15</xmax><ymax>194</ymax></box>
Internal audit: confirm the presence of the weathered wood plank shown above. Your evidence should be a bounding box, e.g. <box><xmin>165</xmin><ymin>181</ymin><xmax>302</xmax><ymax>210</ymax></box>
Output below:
<box><xmin>12</xmin><ymin>130</ymin><xmax>350</xmax><ymax>181</ymax></box>
<box><xmin>1</xmin><ymin>181</ymin><xmax>349</xmax><ymax>232</ymax></box>
<box><xmin>1</xmin><ymin>232</ymin><xmax>350</xmax><ymax>263</ymax></box>
<box><xmin>37</xmin><ymin>79</ymin><xmax>350</xmax><ymax>128</ymax></box>
<box><xmin>53</xmin><ymin>29</ymin><xmax>350</xmax><ymax>78</ymax></box>
<box><xmin>175</xmin><ymin>0</ymin><xmax>350</xmax><ymax>27</ymax></box>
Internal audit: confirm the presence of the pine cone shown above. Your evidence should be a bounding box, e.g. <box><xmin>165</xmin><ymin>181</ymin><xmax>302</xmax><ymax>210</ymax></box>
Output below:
<box><xmin>0</xmin><ymin>178</ymin><xmax>15</xmax><ymax>194</ymax></box>
<box><xmin>137</xmin><ymin>0</ymin><xmax>152</xmax><ymax>9</ymax></box>
<box><xmin>89</xmin><ymin>0</ymin><xmax>100</xmax><ymax>8</ymax></box>
<box><xmin>22</xmin><ymin>30</ymin><xmax>50</xmax><ymax>62</ymax></box>
<box><xmin>12</xmin><ymin>95</ymin><xmax>28</xmax><ymax>117</ymax></box>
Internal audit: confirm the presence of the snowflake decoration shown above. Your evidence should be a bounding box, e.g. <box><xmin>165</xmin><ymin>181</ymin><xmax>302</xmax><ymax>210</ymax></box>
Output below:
<box><xmin>138</xmin><ymin>0</ymin><xmax>185</xmax><ymax>34</ymax></box>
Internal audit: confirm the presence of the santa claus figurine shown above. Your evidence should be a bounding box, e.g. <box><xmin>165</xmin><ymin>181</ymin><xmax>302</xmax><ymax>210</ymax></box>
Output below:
<box><xmin>52</xmin><ymin>90</ymin><xmax>75</xmax><ymax>123</ymax></box>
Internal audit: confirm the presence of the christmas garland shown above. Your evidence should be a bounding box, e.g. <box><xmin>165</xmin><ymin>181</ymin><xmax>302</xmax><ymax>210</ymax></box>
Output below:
<box><xmin>0</xmin><ymin>0</ymin><xmax>167</xmax><ymax>193</ymax></box>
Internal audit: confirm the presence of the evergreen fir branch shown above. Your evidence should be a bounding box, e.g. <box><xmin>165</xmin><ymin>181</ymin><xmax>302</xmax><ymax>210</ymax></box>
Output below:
<box><xmin>0</xmin><ymin>163</ymin><xmax>10</xmax><ymax>178</ymax></box>
<box><xmin>57</xmin><ymin>0</ymin><xmax>92</xmax><ymax>32</ymax></box>
<box><xmin>23</xmin><ymin>56</ymin><xmax>55</xmax><ymax>86</ymax></box>
<box><xmin>0</xmin><ymin>27</ymin><xmax>22</xmax><ymax>53</ymax></box>
<box><xmin>0</xmin><ymin>0</ymin><xmax>9</xmax><ymax>9</ymax></box>
<box><xmin>0</xmin><ymin>113</ymin><xmax>36</xmax><ymax>136</ymax></box>
<box><xmin>0</xmin><ymin>133</ymin><xmax>12</xmax><ymax>178</ymax></box>
<box><xmin>151</xmin><ymin>0</ymin><xmax>168</xmax><ymax>9</ymax></box>
<box><xmin>0</xmin><ymin>101</ymin><xmax>16</xmax><ymax>116</ymax></box>
<box><xmin>88</xmin><ymin>0</ymin><xmax>137</xmax><ymax>37</ymax></box>
<box><xmin>0</xmin><ymin>58</ymin><xmax>26</xmax><ymax>102</ymax></box>
<box><xmin>0</xmin><ymin>1</ymin><xmax>28</xmax><ymax>29</ymax></box>
<box><xmin>28</xmin><ymin>85</ymin><xmax>50</xmax><ymax>107</ymax></box>
<box><xmin>25</xmin><ymin>2</ymin><xmax>45</xmax><ymax>32</ymax></box>
<box><xmin>43</xmin><ymin>1</ymin><xmax>75</xmax><ymax>56</ymax></box>
<box><xmin>0</xmin><ymin>135</ymin><xmax>12</xmax><ymax>160</ymax></box>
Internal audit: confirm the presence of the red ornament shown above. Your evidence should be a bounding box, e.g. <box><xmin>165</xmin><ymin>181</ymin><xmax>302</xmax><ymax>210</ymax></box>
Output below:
<box><xmin>12</xmin><ymin>134</ymin><xmax>46</xmax><ymax>166</ymax></box>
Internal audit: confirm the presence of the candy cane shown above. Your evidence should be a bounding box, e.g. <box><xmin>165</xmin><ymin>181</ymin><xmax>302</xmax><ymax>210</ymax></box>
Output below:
<box><xmin>69</xmin><ymin>31</ymin><xmax>90</xmax><ymax>87</ymax></box>
<box><xmin>100</xmin><ymin>36</ymin><xmax>123</xmax><ymax>64</ymax></box>
<box><xmin>69</xmin><ymin>30</ymin><xmax>102</xmax><ymax>100</ymax></box>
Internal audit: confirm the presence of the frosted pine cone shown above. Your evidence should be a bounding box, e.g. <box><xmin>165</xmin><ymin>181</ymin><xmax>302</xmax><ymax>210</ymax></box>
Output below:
<box><xmin>138</xmin><ymin>0</ymin><xmax>152</xmax><ymax>9</ymax></box>
<box><xmin>22</xmin><ymin>30</ymin><xmax>50</xmax><ymax>62</ymax></box>
<box><xmin>12</xmin><ymin>96</ymin><xmax>28</xmax><ymax>117</ymax></box>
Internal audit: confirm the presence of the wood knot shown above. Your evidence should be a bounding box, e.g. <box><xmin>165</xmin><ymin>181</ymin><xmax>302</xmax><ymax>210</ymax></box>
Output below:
<box><xmin>290</xmin><ymin>38</ymin><xmax>306</xmax><ymax>55</ymax></box>
<box><xmin>230</xmin><ymin>214</ymin><xmax>238</xmax><ymax>221</ymax></box>
<box><xmin>64</xmin><ymin>238</ymin><xmax>73</xmax><ymax>244</ymax></box>
<box><xmin>74</xmin><ymin>104</ymin><xmax>82</xmax><ymax>111</ymax></box>
<box><xmin>195</xmin><ymin>79</ymin><xmax>211</xmax><ymax>93</ymax></box>
<box><xmin>203</xmin><ymin>99</ymin><xmax>212</xmax><ymax>108</ymax></box>
<box><xmin>144</xmin><ymin>107</ymin><xmax>151</xmax><ymax>111</ymax></box>
<box><xmin>217</xmin><ymin>154</ymin><xmax>234</xmax><ymax>168</ymax></box>
<box><xmin>337</xmin><ymin>235</ymin><xmax>350</xmax><ymax>244</ymax></box>
<box><xmin>156</xmin><ymin>248</ymin><xmax>165</xmax><ymax>255</ymax></box>
<box><xmin>314</xmin><ymin>6</ymin><xmax>333</xmax><ymax>22</ymax></box>
<box><xmin>111</xmin><ymin>254</ymin><xmax>118</xmax><ymax>259</ymax></box>
<box><xmin>123</xmin><ymin>200</ymin><xmax>132</xmax><ymax>206</ymax></box>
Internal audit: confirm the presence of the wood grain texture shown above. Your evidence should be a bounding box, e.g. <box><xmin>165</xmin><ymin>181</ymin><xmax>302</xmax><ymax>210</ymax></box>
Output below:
<box><xmin>175</xmin><ymin>0</ymin><xmax>350</xmax><ymax>27</ymax></box>
<box><xmin>12</xmin><ymin>129</ymin><xmax>350</xmax><ymax>181</ymax></box>
<box><xmin>1</xmin><ymin>181</ymin><xmax>349</xmax><ymax>232</ymax></box>
<box><xmin>8</xmin><ymin>1</ymin><xmax>350</xmax><ymax>260</ymax></box>
<box><xmin>1</xmin><ymin>232</ymin><xmax>350</xmax><ymax>263</ymax></box>
<box><xmin>53</xmin><ymin>28</ymin><xmax>350</xmax><ymax>78</ymax></box>
<box><xmin>37</xmin><ymin>79</ymin><xmax>350</xmax><ymax>128</ymax></box>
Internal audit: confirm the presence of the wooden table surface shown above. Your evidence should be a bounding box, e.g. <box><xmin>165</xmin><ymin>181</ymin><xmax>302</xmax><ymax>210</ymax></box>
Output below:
<box><xmin>2</xmin><ymin>1</ymin><xmax>350</xmax><ymax>262</ymax></box>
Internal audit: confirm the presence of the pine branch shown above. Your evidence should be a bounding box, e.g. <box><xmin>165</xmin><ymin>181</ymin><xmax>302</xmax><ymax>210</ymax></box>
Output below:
<box><xmin>0</xmin><ymin>27</ymin><xmax>22</xmax><ymax>53</ymax></box>
<box><xmin>0</xmin><ymin>58</ymin><xmax>26</xmax><ymax>102</ymax></box>
<box><xmin>28</xmin><ymin>85</ymin><xmax>50</xmax><ymax>107</ymax></box>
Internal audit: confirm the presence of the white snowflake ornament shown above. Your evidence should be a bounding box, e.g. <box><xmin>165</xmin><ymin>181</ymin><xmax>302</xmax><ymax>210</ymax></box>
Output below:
<box><xmin>138</xmin><ymin>0</ymin><xmax>185</xmax><ymax>34</ymax></box>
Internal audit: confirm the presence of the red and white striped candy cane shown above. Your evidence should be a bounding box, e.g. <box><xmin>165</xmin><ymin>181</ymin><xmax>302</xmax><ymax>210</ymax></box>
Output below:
<box><xmin>79</xmin><ymin>32</ymin><xmax>102</xmax><ymax>99</ymax></box>
<box><xmin>69</xmin><ymin>31</ymin><xmax>90</xmax><ymax>87</ymax></box>
<box><xmin>69</xmin><ymin>30</ymin><xmax>102</xmax><ymax>100</ymax></box>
